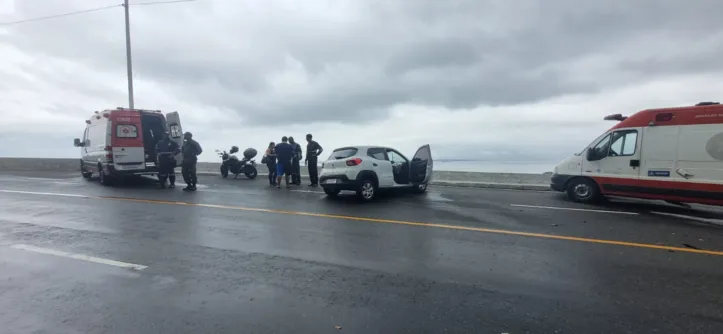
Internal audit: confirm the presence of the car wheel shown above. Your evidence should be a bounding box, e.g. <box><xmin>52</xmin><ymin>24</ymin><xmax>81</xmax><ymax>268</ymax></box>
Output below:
<box><xmin>324</xmin><ymin>188</ymin><xmax>341</xmax><ymax>197</ymax></box>
<box><xmin>566</xmin><ymin>177</ymin><xmax>600</xmax><ymax>203</ymax></box>
<box><xmin>412</xmin><ymin>183</ymin><xmax>428</xmax><ymax>194</ymax></box>
<box><xmin>356</xmin><ymin>179</ymin><xmax>376</xmax><ymax>202</ymax></box>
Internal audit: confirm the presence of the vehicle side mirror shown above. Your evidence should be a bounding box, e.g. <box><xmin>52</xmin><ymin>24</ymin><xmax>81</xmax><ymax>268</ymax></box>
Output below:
<box><xmin>586</xmin><ymin>148</ymin><xmax>601</xmax><ymax>161</ymax></box>
<box><xmin>74</xmin><ymin>138</ymin><xmax>83</xmax><ymax>147</ymax></box>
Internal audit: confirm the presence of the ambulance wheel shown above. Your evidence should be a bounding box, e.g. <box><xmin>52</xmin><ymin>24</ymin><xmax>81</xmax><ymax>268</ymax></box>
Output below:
<box><xmin>80</xmin><ymin>161</ymin><xmax>92</xmax><ymax>179</ymax></box>
<box><xmin>566</xmin><ymin>177</ymin><xmax>600</xmax><ymax>203</ymax></box>
<box><xmin>99</xmin><ymin>164</ymin><xmax>114</xmax><ymax>186</ymax></box>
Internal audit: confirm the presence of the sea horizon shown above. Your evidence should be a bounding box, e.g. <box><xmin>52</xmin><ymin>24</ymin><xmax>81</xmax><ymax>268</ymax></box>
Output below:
<box><xmin>432</xmin><ymin>160</ymin><xmax>555</xmax><ymax>174</ymax></box>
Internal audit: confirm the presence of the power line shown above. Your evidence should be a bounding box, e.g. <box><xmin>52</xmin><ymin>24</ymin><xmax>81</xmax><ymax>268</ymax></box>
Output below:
<box><xmin>0</xmin><ymin>4</ymin><xmax>122</xmax><ymax>26</ymax></box>
<box><xmin>0</xmin><ymin>0</ymin><xmax>197</xmax><ymax>26</ymax></box>
<box><xmin>131</xmin><ymin>0</ymin><xmax>197</xmax><ymax>6</ymax></box>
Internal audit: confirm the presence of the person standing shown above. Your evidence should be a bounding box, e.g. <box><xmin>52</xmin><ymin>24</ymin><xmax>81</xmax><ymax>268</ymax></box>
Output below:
<box><xmin>155</xmin><ymin>132</ymin><xmax>180</xmax><ymax>189</ymax></box>
<box><xmin>274</xmin><ymin>136</ymin><xmax>293</xmax><ymax>189</ymax></box>
<box><xmin>263</xmin><ymin>142</ymin><xmax>277</xmax><ymax>186</ymax></box>
<box><xmin>305</xmin><ymin>133</ymin><xmax>323</xmax><ymax>187</ymax></box>
<box><xmin>288</xmin><ymin>136</ymin><xmax>303</xmax><ymax>185</ymax></box>
<box><xmin>181</xmin><ymin>132</ymin><xmax>203</xmax><ymax>191</ymax></box>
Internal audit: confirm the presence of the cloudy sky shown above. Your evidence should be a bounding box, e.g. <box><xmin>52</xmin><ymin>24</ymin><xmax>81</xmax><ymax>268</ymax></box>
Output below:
<box><xmin>2</xmin><ymin>0</ymin><xmax>723</xmax><ymax>171</ymax></box>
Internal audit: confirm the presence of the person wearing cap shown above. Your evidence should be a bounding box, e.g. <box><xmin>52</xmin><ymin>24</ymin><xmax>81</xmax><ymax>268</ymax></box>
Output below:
<box><xmin>155</xmin><ymin>131</ymin><xmax>181</xmax><ymax>188</ymax></box>
<box><xmin>181</xmin><ymin>131</ymin><xmax>203</xmax><ymax>191</ymax></box>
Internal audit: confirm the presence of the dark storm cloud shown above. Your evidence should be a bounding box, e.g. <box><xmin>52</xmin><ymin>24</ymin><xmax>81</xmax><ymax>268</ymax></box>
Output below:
<box><xmin>5</xmin><ymin>0</ymin><xmax>723</xmax><ymax>126</ymax></box>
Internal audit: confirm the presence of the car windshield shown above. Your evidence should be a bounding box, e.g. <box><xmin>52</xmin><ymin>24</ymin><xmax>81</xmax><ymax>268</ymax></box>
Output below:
<box><xmin>328</xmin><ymin>148</ymin><xmax>358</xmax><ymax>160</ymax></box>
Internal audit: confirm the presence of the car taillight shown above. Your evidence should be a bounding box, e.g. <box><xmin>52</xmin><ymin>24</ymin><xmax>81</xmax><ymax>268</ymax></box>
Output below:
<box><xmin>321</xmin><ymin>162</ymin><xmax>325</xmax><ymax>169</ymax></box>
<box><xmin>346</xmin><ymin>158</ymin><xmax>362</xmax><ymax>166</ymax></box>
<box><xmin>104</xmin><ymin>146</ymin><xmax>113</xmax><ymax>161</ymax></box>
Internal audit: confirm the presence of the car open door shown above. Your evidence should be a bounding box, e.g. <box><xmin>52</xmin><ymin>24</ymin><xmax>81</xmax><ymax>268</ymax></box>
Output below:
<box><xmin>165</xmin><ymin>111</ymin><xmax>184</xmax><ymax>166</ymax></box>
<box><xmin>409</xmin><ymin>144</ymin><xmax>433</xmax><ymax>184</ymax></box>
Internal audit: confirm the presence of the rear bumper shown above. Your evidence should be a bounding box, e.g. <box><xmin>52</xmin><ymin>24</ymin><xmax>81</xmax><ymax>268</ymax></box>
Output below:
<box><xmin>108</xmin><ymin>162</ymin><xmax>160</xmax><ymax>176</ymax></box>
<box><xmin>319</xmin><ymin>174</ymin><xmax>360</xmax><ymax>191</ymax></box>
<box><xmin>550</xmin><ymin>173</ymin><xmax>574</xmax><ymax>192</ymax></box>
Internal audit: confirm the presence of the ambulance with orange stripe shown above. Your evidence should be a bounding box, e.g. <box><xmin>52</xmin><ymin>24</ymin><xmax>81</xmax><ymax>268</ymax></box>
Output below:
<box><xmin>551</xmin><ymin>101</ymin><xmax>723</xmax><ymax>206</ymax></box>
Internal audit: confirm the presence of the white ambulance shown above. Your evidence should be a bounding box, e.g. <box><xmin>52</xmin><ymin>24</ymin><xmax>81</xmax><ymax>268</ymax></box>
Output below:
<box><xmin>73</xmin><ymin>108</ymin><xmax>184</xmax><ymax>185</ymax></box>
<box><xmin>551</xmin><ymin>102</ymin><xmax>723</xmax><ymax>206</ymax></box>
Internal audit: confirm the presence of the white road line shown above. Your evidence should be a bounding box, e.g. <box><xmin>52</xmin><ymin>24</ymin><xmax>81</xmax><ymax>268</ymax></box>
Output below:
<box><xmin>10</xmin><ymin>244</ymin><xmax>148</xmax><ymax>270</ymax></box>
<box><xmin>0</xmin><ymin>177</ymin><xmax>71</xmax><ymax>181</ymax></box>
<box><xmin>291</xmin><ymin>190</ymin><xmax>324</xmax><ymax>194</ymax></box>
<box><xmin>510</xmin><ymin>204</ymin><xmax>639</xmax><ymax>215</ymax></box>
<box><xmin>0</xmin><ymin>189</ymin><xmax>89</xmax><ymax>198</ymax></box>
<box><xmin>650</xmin><ymin>211</ymin><xmax>723</xmax><ymax>226</ymax></box>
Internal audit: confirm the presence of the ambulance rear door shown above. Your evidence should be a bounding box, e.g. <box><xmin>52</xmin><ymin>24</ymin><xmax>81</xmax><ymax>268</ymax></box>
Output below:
<box><xmin>165</xmin><ymin>111</ymin><xmax>184</xmax><ymax>166</ymax></box>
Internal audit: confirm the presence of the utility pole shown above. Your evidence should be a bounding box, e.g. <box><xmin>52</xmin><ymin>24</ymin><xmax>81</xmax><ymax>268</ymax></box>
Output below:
<box><xmin>123</xmin><ymin>0</ymin><xmax>135</xmax><ymax>109</ymax></box>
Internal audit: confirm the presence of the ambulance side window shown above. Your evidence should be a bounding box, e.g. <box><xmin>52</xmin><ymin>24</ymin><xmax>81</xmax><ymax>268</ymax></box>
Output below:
<box><xmin>169</xmin><ymin>124</ymin><xmax>182</xmax><ymax>138</ymax></box>
<box><xmin>82</xmin><ymin>128</ymin><xmax>89</xmax><ymax>146</ymax></box>
<box><xmin>608</xmin><ymin>130</ymin><xmax>638</xmax><ymax>157</ymax></box>
<box><xmin>590</xmin><ymin>134</ymin><xmax>612</xmax><ymax>159</ymax></box>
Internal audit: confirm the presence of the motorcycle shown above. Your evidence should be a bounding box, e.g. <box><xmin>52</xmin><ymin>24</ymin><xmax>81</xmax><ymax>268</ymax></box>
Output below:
<box><xmin>216</xmin><ymin>146</ymin><xmax>258</xmax><ymax>179</ymax></box>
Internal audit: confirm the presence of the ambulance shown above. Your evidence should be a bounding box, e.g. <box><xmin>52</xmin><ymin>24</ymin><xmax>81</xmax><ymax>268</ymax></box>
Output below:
<box><xmin>551</xmin><ymin>102</ymin><xmax>723</xmax><ymax>206</ymax></box>
<box><xmin>73</xmin><ymin>108</ymin><xmax>184</xmax><ymax>185</ymax></box>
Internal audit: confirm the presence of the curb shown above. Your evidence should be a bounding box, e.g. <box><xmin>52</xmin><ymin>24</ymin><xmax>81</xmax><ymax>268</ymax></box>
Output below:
<box><xmin>195</xmin><ymin>171</ymin><xmax>552</xmax><ymax>192</ymax></box>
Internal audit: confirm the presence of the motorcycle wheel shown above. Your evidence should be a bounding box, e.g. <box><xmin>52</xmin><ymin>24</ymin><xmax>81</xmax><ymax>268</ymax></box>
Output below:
<box><xmin>244</xmin><ymin>166</ymin><xmax>258</xmax><ymax>179</ymax></box>
<box><xmin>220</xmin><ymin>165</ymin><xmax>228</xmax><ymax>178</ymax></box>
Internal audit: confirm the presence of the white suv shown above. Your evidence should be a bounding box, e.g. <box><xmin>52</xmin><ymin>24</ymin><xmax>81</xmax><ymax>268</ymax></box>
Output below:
<box><xmin>319</xmin><ymin>145</ymin><xmax>433</xmax><ymax>201</ymax></box>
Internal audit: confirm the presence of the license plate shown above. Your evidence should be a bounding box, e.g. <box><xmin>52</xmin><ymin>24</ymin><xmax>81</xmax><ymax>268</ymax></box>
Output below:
<box><xmin>325</xmin><ymin>179</ymin><xmax>337</xmax><ymax>184</ymax></box>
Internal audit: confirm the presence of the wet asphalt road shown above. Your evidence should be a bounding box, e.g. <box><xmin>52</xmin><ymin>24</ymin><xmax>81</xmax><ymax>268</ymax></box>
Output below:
<box><xmin>0</xmin><ymin>171</ymin><xmax>722</xmax><ymax>334</ymax></box>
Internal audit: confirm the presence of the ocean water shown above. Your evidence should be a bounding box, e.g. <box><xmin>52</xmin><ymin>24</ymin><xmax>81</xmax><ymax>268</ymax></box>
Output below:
<box><xmin>199</xmin><ymin>159</ymin><xmax>555</xmax><ymax>174</ymax></box>
<box><xmin>433</xmin><ymin>161</ymin><xmax>555</xmax><ymax>174</ymax></box>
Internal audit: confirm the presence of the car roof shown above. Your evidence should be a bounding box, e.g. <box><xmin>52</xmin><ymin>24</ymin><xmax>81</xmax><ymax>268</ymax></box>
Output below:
<box><xmin>332</xmin><ymin>145</ymin><xmax>393</xmax><ymax>151</ymax></box>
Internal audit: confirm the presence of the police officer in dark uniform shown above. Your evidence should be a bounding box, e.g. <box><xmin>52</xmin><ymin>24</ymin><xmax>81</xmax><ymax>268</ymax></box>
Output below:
<box><xmin>156</xmin><ymin>132</ymin><xmax>180</xmax><ymax>189</ymax></box>
<box><xmin>288</xmin><ymin>136</ymin><xmax>303</xmax><ymax>185</ymax></box>
<box><xmin>305</xmin><ymin>133</ymin><xmax>323</xmax><ymax>187</ymax></box>
<box><xmin>181</xmin><ymin>132</ymin><xmax>203</xmax><ymax>191</ymax></box>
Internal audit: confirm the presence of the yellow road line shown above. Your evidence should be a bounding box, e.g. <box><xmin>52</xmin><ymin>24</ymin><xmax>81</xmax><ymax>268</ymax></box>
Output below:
<box><xmin>97</xmin><ymin>195</ymin><xmax>723</xmax><ymax>257</ymax></box>
<box><xmin>1</xmin><ymin>189</ymin><xmax>719</xmax><ymax>256</ymax></box>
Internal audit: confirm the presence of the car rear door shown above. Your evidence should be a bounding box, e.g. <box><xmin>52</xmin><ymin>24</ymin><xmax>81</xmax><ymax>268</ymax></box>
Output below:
<box><xmin>366</xmin><ymin>147</ymin><xmax>394</xmax><ymax>187</ymax></box>
<box><xmin>409</xmin><ymin>144</ymin><xmax>433</xmax><ymax>184</ymax></box>
<box><xmin>165</xmin><ymin>112</ymin><xmax>184</xmax><ymax>166</ymax></box>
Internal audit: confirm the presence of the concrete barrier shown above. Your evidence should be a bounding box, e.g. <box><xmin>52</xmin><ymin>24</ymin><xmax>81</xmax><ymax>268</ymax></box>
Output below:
<box><xmin>0</xmin><ymin>158</ymin><xmax>79</xmax><ymax>171</ymax></box>
<box><xmin>0</xmin><ymin>157</ymin><xmax>552</xmax><ymax>191</ymax></box>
